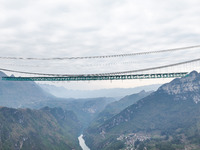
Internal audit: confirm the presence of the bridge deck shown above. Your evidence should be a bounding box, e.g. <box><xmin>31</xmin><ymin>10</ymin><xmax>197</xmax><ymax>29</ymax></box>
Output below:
<box><xmin>1</xmin><ymin>72</ymin><xmax>188</xmax><ymax>81</ymax></box>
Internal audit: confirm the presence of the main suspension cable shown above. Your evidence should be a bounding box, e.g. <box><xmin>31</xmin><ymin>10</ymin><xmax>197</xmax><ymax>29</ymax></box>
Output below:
<box><xmin>0</xmin><ymin>45</ymin><xmax>199</xmax><ymax>60</ymax></box>
<box><xmin>0</xmin><ymin>58</ymin><xmax>199</xmax><ymax>77</ymax></box>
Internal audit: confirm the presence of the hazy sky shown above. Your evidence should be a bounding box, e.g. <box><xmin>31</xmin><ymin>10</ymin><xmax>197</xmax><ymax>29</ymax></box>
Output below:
<box><xmin>0</xmin><ymin>0</ymin><xmax>200</xmax><ymax>90</ymax></box>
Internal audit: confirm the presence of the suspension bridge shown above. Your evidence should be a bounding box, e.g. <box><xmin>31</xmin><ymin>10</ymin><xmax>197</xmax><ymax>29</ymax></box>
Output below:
<box><xmin>1</xmin><ymin>45</ymin><xmax>200</xmax><ymax>81</ymax></box>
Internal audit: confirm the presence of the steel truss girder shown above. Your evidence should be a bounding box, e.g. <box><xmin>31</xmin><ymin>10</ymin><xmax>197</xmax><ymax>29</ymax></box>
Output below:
<box><xmin>1</xmin><ymin>72</ymin><xmax>188</xmax><ymax>81</ymax></box>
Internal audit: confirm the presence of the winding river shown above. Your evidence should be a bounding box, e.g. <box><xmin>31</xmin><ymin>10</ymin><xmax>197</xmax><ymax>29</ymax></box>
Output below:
<box><xmin>78</xmin><ymin>134</ymin><xmax>90</xmax><ymax>150</ymax></box>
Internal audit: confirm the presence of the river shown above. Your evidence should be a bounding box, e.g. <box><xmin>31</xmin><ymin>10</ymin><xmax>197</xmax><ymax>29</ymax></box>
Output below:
<box><xmin>78</xmin><ymin>134</ymin><xmax>90</xmax><ymax>150</ymax></box>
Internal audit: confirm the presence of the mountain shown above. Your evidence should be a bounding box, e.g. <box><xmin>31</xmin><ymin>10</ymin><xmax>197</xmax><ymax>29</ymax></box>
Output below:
<box><xmin>91</xmin><ymin>90</ymin><xmax>152</xmax><ymax>127</ymax></box>
<box><xmin>27</xmin><ymin>97</ymin><xmax>116</xmax><ymax>129</ymax></box>
<box><xmin>39</xmin><ymin>83</ymin><xmax>160</xmax><ymax>99</ymax></box>
<box><xmin>0</xmin><ymin>106</ymin><xmax>81</xmax><ymax>150</ymax></box>
<box><xmin>84</xmin><ymin>71</ymin><xmax>200</xmax><ymax>150</ymax></box>
<box><xmin>0</xmin><ymin>71</ymin><xmax>117</xmax><ymax>130</ymax></box>
<box><xmin>0</xmin><ymin>71</ymin><xmax>54</xmax><ymax>108</ymax></box>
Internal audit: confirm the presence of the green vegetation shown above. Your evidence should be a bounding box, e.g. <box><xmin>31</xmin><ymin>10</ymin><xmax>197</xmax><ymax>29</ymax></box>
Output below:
<box><xmin>84</xmin><ymin>71</ymin><xmax>200</xmax><ymax>150</ymax></box>
<box><xmin>91</xmin><ymin>90</ymin><xmax>152</xmax><ymax>128</ymax></box>
<box><xmin>0</xmin><ymin>107</ymin><xmax>81</xmax><ymax>150</ymax></box>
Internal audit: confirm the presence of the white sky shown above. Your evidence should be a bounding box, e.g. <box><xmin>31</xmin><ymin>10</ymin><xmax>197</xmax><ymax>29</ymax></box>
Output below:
<box><xmin>0</xmin><ymin>0</ymin><xmax>200</xmax><ymax>90</ymax></box>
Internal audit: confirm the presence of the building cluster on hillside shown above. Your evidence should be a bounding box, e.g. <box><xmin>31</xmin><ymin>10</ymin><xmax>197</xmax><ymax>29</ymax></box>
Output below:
<box><xmin>117</xmin><ymin>132</ymin><xmax>150</xmax><ymax>149</ymax></box>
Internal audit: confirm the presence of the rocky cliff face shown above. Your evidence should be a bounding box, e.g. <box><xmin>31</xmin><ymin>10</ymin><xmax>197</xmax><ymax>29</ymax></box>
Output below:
<box><xmin>159</xmin><ymin>71</ymin><xmax>200</xmax><ymax>94</ymax></box>
<box><xmin>158</xmin><ymin>71</ymin><xmax>200</xmax><ymax>103</ymax></box>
